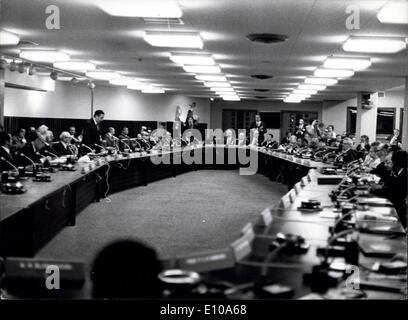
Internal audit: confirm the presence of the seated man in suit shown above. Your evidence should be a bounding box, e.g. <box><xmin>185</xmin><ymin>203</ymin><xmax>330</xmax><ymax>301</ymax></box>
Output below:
<box><xmin>262</xmin><ymin>133</ymin><xmax>279</xmax><ymax>149</ymax></box>
<box><xmin>11</xmin><ymin>128</ymin><xmax>27</xmax><ymax>153</ymax></box>
<box><xmin>53</xmin><ymin>131</ymin><xmax>76</xmax><ymax>157</ymax></box>
<box><xmin>18</xmin><ymin>130</ymin><xmax>45</xmax><ymax>166</ymax></box>
<box><xmin>336</xmin><ymin>137</ymin><xmax>358</xmax><ymax>163</ymax></box>
<box><xmin>371</xmin><ymin>150</ymin><xmax>407</xmax><ymax>227</ymax></box>
<box><xmin>0</xmin><ymin>131</ymin><xmax>18</xmax><ymax>172</ymax></box>
<box><xmin>105</xmin><ymin>127</ymin><xmax>118</xmax><ymax>148</ymax></box>
<box><xmin>224</xmin><ymin>129</ymin><xmax>236</xmax><ymax>146</ymax></box>
<box><xmin>237</xmin><ymin>132</ymin><xmax>247</xmax><ymax>146</ymax></box>
<box><xmin>136</xmin><ymin>131</ymin><xmax>152</xmax><ymax>151</ymax></box>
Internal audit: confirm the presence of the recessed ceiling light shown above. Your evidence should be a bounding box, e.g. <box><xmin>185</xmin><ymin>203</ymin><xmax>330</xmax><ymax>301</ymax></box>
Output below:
<box><xmin>293</xmin><ymin>89</ymin><xmax>317</xmax><ymax>95</ymax></box>
<box><xmin>109</xmin><ymin>78</ymin><xmax>140</xmax><ymax>86</ymax></box>
<box><xmin>289</xmin><ymin>93</ymin><xmax>311</xmax><ymax>98</ymax></box>
<box><xmin>0</xmin><ymin>29</ymin><xmax>20</xmax><ymax>45</ymax></box>
<box><xmin>305</xmin><ymin>77</ymin><xmax>338</xmax><ymax>85</ymax></box>
<box><xmin>20</xmin><ymin>50</ymin><xmax>70</xmax><ymax>63</ymax></box>
<box><xmin>170</xmin><ymin>53</ymin><xmax>215</xmax><ymax>65</ymax></box>
<box><xmin>97</xmin><ymin>0</ymin><xmax>182</xmax><ymax>18</ymax></box>
<box><xmin>314</xmin><ymin>68</ymin><xmax>354</xmax><ymax>78</ymax></box>
<box><xmin>204</xmin><ymin>82</ymin><xmax>231</xmax><ymax>88</ymax></box>
<box><xmin>323</xmin><ymin>56</ymin><xmax>371</xmax><ymax>70</ymax></box>
<box><xmin>253</xmin><ymin>89</ymin><xmax>270</xmax><ymax>92</ymax></box>
<box><xmin>183</xmin><ymin>65</ymin><xmax>221</xmax><ymax>74</ymax></box>
<box><xmin>246</xmin><ymin>33</ymin><xmax>288</xmax><ymax>44</ymax></box>
<box><xmin>342</xmin><ymin>36</ymin><xmax>406</xmax><ymax>53</ymax></box>
<box><xmin>195</xmin><ymin>74</ymin><xmax>227</xmax><ymax>82</ymax></box>
<box><xmin>144</xmin><ymin>31</ymin><xmax>203</xmax><ymax>48</ymax></box>
<box><xmin>250</xmin><ymin>74</ymin><xmax>273</xmax><ymax>80</ymax></box>
<box><xmin>284</xmin><ymin>97</ymin><xmax>302</xmax><ymax>103</ymax></box>
<box><xmin>53</xmin><ymin>61</ymin><xmax>96</xmax><ymax>71</ymax></box>
<box><xmin>298</xmin><ymin>84</ymin><xmax>326</xmax><ymax>91</ymax></box>
<box><xmin>377</xmin><ymin>2</ymin><xmax>408</xmax><ymax>24</ymax></box>
<box><xmin>142</xmin><ymin>88</ymin><xmax>165</xmax><ymax>94</ymax></box>
<box><xmin>85</xmin><ymin>70</ymin><xmax>118</xmax><ymax>80</ymax></box>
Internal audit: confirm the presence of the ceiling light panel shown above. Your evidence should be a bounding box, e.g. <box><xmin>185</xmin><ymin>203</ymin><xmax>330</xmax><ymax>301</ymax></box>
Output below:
<box><xmin>109</xmin><ymin>78</ymin><xmax>141</xmax><ymax>86</ymax></box>
<box><xmin>97</xmin><ymin>0</ymin><xmax>182</xmax><ymax>18</ymax></box>
<box><xmin>144</xmin><ymin>31</ymin><xmax>203</xmax><ymax>48</ymax></box>
<box><xmin>170</xmin><ymin>53</ymin><xmax>215</xmax><ymax>65</ymax></box>
<box><xmin>183</xmin><ymin>65</ymin><xmax>221</xmax><ymax>74</ymax></box>
<box><xmin>195</xmin><ymin>75</ymin><xmax>227</xmax><ymax>82</ymax></box>
<box><xmin>304</xmin><ymin>77</ymin><xmax>338</xmax><ymax>85</ymax></box>
<box><xmin>85</xmin><ymin>71</ymin><xmax>118</xmax><ymax>80</ymax></box>
<box><xmin>298</xmin><ymin>84</ymin><xmax>326</xmax><ymax>91</ymax></box>
<box><xmin>293</xmin><ymin>89</ymin><xmax>317</xmax><ymax>95</ymax></box>
<box><xmin>343</xmin><ymin>36</ymin><xmax>406</xmax><ymax>53</ymax></box>
<box><xmin>314</xmin><ymin>68</ymin><xmax>354</xmax><ymax>78</ymax></box>
<box><xmin>377</xmin><ymin>2</ymin><xmax>408</xmax><ymax>24</ymax></box>
<box><xmin>0</xmin><ymin>29</ymin><xmax>20</xmax><ymax>45</ymax></box>
<box><xmin>204</xmin><ymin>82</ymin><xmax>231</xmax><ymax>88</ymax></box>
<box><xmin>20</xmin><ymin>50</ymin><xmax>70</xmax><ymax>63</ymax></box>
<box><xmin>53</xmin><ymin>61</ymin><xmax>96</xmax><ymax>71</ymax></box>
<box><xmin>323</xmin><ymin>56</ymin><xmax>371</xmax><ymax>70</ymax></box>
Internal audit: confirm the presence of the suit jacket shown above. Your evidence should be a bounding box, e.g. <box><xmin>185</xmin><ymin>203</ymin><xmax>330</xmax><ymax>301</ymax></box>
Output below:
<box><xmin>104</xmin><ymin>133</ymin><xmax>118</xmax><ymax>148</ymax></box>
<box><xmin>0</xmin><ymin>146</ymin><xmax>16</xmax><ymax>171</ymax></box>
<box><xmin>373</xmin><ymin>168</ymin><xmax>407</xmax><ymax>227</ymax></box>
<box><xmin>18</xmin><ymin>142</ymin><xmax>43</xmax><ymax>165</ymax></box>
<box><xmin>249</xmin><ymin>121</ymin><xmax>267</xmax><ymax>143</ymax></box>
<box><xmin>337</xmin><ymin>148</ymin><xmax>359</xmax><ymax>164</ymax></box>
<box><xmin>262</xmin><ymin>140</ymin><xmax>279</xmax><ymax>149</ymax></box>
<box><xmin>53</xmin><ymin>141</ymin><xmax>75</xmax><ymax>157</ymax></box>
<box><xmin>82</xmin><ymin>119</ymin><xmax>102</xmax><ymax>149</ymax></box>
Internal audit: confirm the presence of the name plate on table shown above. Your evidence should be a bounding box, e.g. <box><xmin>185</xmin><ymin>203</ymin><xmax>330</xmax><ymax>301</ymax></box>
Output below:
<box><xmin>230</xmin><ymin>237</ymin><xmax>252</xmax><ymax>262</ymax></box>
<box><xmin>176</xmin><ymin>248</ymin><xmax>235</xmax><ymax>272</ymax></box>
<box><xmin>241</xmin><ymin>223</ymin><xmax>255</xmax><ymax>244</ymax></box>
<box><xmin>295</xmin><ymin>158</ymin><xmax>302</xmax><ymax>164</ymax></box>
<box><xmin>258</xmin><ymin>208</ymin><xmax>273</xmax><ymax>227</ymax></box>
<box><xmin>303</xmin><ymin>160</ymin><xmax>311</xmax><ymax>167</ymax></box>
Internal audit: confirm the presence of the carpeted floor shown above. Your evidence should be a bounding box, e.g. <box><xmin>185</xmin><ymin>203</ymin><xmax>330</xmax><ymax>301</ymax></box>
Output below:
<box><xmin>36</xmin><ymin>170</ymin><xmax>286</xmax><ymax>264</ymax></box>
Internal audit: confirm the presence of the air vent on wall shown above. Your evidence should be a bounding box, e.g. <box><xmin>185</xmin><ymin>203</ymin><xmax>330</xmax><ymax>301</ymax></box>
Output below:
<box><xmin>143</xmin><ymin>18</ymin><xmax>184</xmax><ymax>25</ymax></box>
<box><xmin>378</xmin><ymin>91</ymin><xmax>385</xmax><ymax>98</ymax></box>
<box><xmin>247</xmin><ymin>33</ymin><xmax>288</xmax><ymax>44</ymax></box>
<box><xmin>250</xmin><ymin>74</ymin><xmax>273</xmax><ymax>80</ymax></box>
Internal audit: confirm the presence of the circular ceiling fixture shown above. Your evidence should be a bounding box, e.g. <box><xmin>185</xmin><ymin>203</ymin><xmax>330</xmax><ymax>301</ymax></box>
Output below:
<box><xmin>246</xmin><ymin>33</ymin><xmax>288</xmax><ymax>44</ymax></box>
<box><xmin>254</xmin><ymin>89</ymin><xmax>269</xmax><ymax>92</ymax></box>
<box><xmin>250</xmin><ymin>74</ymin><xmax>273</xmax><ymax>80</ymax></box>
<box><xmin>254</xmin><ymin>96</ymin><xmax>267</xmax><ymax>99</ymax></box>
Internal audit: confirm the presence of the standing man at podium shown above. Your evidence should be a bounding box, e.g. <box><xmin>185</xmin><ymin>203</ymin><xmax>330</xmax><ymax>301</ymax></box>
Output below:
<box><xmin>82</xmin><ymin>109</ymin><xmax>105</xmax><ymax>151</ymax></box>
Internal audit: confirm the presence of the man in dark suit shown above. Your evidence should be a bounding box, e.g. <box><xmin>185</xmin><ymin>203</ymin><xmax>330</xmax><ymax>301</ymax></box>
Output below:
<box><xmin>53</xmin><ymin>131</ymin><xmax>76</xmax><ymax>157</ymax></box>
<box><xmin>336</xmin><ymin>137</ymin><xmax>358</xmax><ymax>163</ymax></box>
<box><xmin>82</xmin><ymin>109</ymin><xmax>105</xmax><ymax>150</ymax></box>
<box><xmin>371</xmin><ymin>150</ymin><xmax>407</xmax><ymax>227</ymax></box>
<box><xmin>18</xmin><ymin>130</ymin><xmax>44</xmax><ymax>165</ymax></box>
<box><xmin>249</xmin><ymin>114</ymin><xmax>267</xmax><ymax>146</ymax></box>
<box><xmin>0</xmin><ymin>131</ymin><xmax>17</xmax><ymax>171</ymax></box>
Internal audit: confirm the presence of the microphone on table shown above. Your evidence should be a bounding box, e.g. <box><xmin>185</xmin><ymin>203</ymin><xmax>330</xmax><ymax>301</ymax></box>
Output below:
<box><xmin>0</xmin><ymin>157</ymin><xmax>19</xmax><ymax>172</ymax></box>
<box><xmin>94</xmin><ymin>143</ymin><xmax>106</xmax><ymax>151</ymax></box>
<box><xmin>43</xmin><ymin>150</ymin><xmax>58</xmax><ymax>158</ymax></box>
<box><xmin>20</xmin><ymin>153</ymin><xmax>38</xmax><ymax>171</ymax></box>
<box><xmin>80</xmin><ymin>143</ymin><xmax>94</xmax><ymax>153</ymax></box>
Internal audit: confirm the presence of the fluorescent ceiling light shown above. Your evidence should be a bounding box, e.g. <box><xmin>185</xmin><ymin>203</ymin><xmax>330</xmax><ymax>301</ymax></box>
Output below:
<box><xmin>97</xmin><ymin>0</ymin><xmax>182</xmax><ymax>18</ymax></box>
<box><xmin>323</xmin><ymin>56</ymin><xmax>371</xmax><ymax>70</ymax></box>
<box><xmin>85</xmin><ymin>71</ymin><xmax>118</xmax><ymax>80</ymax></box>
<box><xmin>142</xmin><ymin>88</ymin><xmax>165</xmax><ymax>94</ymax></box>
<box><xmin>109</xmin><ymin>78</ymin><xmax>140</xmax><ymax>86</ymax></box>
<box><xmin>293</xmin><ymin>89</ymin><xmax>317</xmax><ymax>95</ymax></box>
<box><xmin>128</xmin><ymin>84</ymin><xmax>155</xmax><ymax>90</ymax></box>
<box><xmin>20</xmin><ymin>50</ymin><xmax>70</xmax><ymax>63</ymax></box>
<box><xmin>53</xmin><ymin>61</ymin><xmax>96</xmax><ymax>71</ymax></box>
<box><xmin>223</xmin><ymin>96</ymin><xmax>240</xmax><ymax>101</ymax></box>
<box><xmin>170</xmin><ymin>53</ymin><xmax>215</xmax><ymax>65</ymax></box>
<box><xmin>216</xmin><ymin>91</ymin><xmax>236</xmax><ymax>95</ymax></box>
<box><xmin>343</xmin><ymin>36</ymin><xmax>406</xmax><ymax>53</ymax></box>
<box><xmin>204</xmin><ymin>82</ymin><xmax>231</xmax><ymax>88</ymax></box>
<box><xmin>298</xmin><ymin>84</ymin><xmax>326</xmax><ymax>91</ymax></box>
<box><xmin>144</xmin><ymin>31</ymin><xmax>203</xmax><ymax>48</ymax></box>
<box><xmin>314</xmin><ymin>68</ymin><xmax>354</xmax><ymax>78</ymax></box>
<box><xmin>377</xmin><ymin>2</ymin><xmax>408</xmax><ymax>24</ymax></box>
<box><xmin>289</xmin><ymin>93</ymin><xmax>310</xmax><ymax>98</ymax></box>
<box><xmin>305</xmin><ymin>77</ymin><xmax>338</xmax><ymax>85</ymax></box>
<box><xmin>195</xmin><ymin>74</ymin><xmax>227</xmax><ymax>82</ymax></box>
<box><xmin>183</xmin><ymin>65</ymin><xmax>221</xmax><ymax>73</ymax></box>
<box><xmin>0</xmin><ymin>29</ymin><xmax>20</xmax><ymax>45</ymax></box>
<box><xmin>211</xmin><ymin>87</ymin><xmax>234</xmax><ymax>92</ymax></box>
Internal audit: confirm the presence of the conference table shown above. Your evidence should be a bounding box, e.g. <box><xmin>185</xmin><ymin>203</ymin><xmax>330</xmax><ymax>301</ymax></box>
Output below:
<box><xmin>0</xmin><ymin>144</ymin><xmax>406</xmax><ymax>299</ymax></box>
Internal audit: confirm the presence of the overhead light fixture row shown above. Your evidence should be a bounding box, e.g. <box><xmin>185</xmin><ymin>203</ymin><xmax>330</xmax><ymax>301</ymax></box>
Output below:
<box><xmin>144</xmin><ymin>31</ymin><xmax>203</xmax><ymax>48</ymax></box>
<box><xmin>195</xmin><ymin>74</ymin><xmax>227</xmax><ymax>82</ymax></box>
<box><xmin>85</xmin><ymin>70</ymin><xmax>118</xmax><ymax>80</ymax></box>
<box><xmin>304</xmin><ymin>77</ymin><xmax>338</xmax><ymax>85</ymax></box>
<box><xmin>298</xmin><ymin>84</ymin><xmax>326</xmax><ymax>91</ymax></box>
<box><xmin>53</xmin><ymin>61</ymin><xmax>96</xmax><ymax>71</ymax></box>
<box><xmin>183</xmin><ymin>65</ymin><xmax>221</xmax><ymax>74</ymax></box>
<box><xmin>377</xmin><ymin>2</ymin><xmax>408</xmax><ymax>24</ymax></box>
